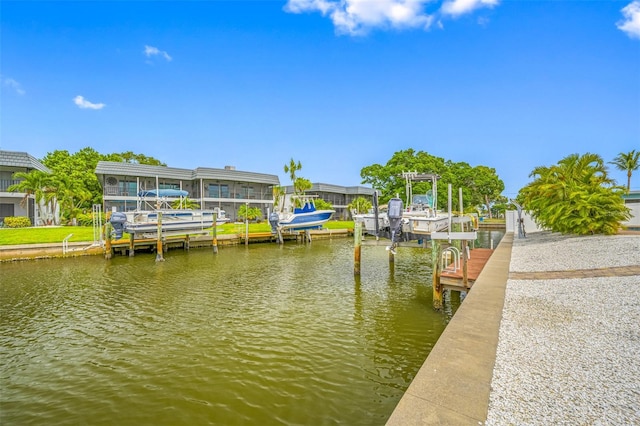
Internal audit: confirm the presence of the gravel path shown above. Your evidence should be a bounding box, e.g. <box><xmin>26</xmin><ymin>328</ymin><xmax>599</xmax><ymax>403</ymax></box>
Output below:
<box><xmin>486</xmin><ymin>232</ymin><xmax>640</xmax><ymax>425</ymax></box>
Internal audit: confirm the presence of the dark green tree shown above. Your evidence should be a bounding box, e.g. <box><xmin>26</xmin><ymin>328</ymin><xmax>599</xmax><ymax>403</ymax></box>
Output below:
<box><xmin>360</xmin><ymin>149</ymin><xmax>503</xmax><ymax>213</ymax></box>
<box><xmin>470</xmin><ymin>165</ymin><xmax>505</xmax><ymax>218</ymax></box>
<box><xmin>519</xmin><ymin>153</ymin><xmax>630</xmax><ymax>235</ymax></box>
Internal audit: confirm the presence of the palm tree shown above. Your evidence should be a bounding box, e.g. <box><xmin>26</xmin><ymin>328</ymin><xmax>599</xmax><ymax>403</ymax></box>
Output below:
<box><xmin>7</xmin><ymin>170</ymin><xmax>50</xmax><ymax>224</ymax></box>
<box><xmin>610</xmin><ymin>150</ymin><xmax>640</xmax><ymax>192</ymax></box>
<box><xmin>170</xmin><ymin>197</ymin><xmax>200</xmax><ymax>209</ymax></box>
<box><xmin>284</xmin><ymin>158</ymin><xmax>302</xmax><ymax>186</ymax></box>
<box><xmin>519</xmin><ymin>152</ymin><xmax>629</xmax><ymax>235</ymax></box>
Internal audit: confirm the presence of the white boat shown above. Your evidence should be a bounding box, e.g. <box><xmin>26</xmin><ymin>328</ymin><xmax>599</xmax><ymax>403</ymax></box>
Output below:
<box><xmin>402</xmin><ymin>194</ymin><xmax>450</xmax><ymax>235</ymax></box>
<box><xmin>123</xmin><ymin>209</ymin><xmax>228</xmax><ymax>236</ymax></box>
<box><xmin>352</xmin><ymin>204</ymin><xmax>390</xmax><ymax>236</ymax></box>
<box><xmin>109</xmin><ymin>188</ymin><xmax>229</xmax><ymax>238</ymax></box>
<box><xmin>270</xmin><ymin>194</ymin><xmax>334</xmax><ymax>232</ymax></box>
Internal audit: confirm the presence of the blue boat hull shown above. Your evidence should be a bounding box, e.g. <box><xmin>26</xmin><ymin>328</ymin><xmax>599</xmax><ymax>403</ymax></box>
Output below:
<box><xmin>278</xmin><ymin>210</ymin><xmax>334</xmax><ymax>231</ymax></box>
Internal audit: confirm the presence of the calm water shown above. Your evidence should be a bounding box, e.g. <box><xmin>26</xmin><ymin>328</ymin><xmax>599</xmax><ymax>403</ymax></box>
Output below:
<box><xmin>0</xmin><ymin>232</ymin><xmax>502</xmax><ymax>425</ymax></box>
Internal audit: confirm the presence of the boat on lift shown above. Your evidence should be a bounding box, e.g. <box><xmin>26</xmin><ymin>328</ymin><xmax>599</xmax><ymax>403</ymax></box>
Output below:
<box><xmin>356</xmin><ymin>172</ymin><xmax>450</xmax><ymax>239</ymax></box>
<box><xmin>269</xmin><ymin>194</ymin><xmax>334</xmax><ymax>232</ymax></box>
<box><xmin>402</xmin><ymin>192</ymin><xmax>450</xmax><ymax>236</ymax></box>
<box><xmin>109</xmin><ymin>189</ymin><xmax>229</xmax><ymax>239</ymax></box>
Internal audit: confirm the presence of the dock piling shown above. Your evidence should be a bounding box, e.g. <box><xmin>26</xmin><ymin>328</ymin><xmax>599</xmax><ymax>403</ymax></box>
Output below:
<box><xmin>104</xmin><ymin>223</ymin><xmax>112</xmax><ymax>260</ymax></box>
<box><xmin>212</xmin><ymin>213</ymin><xmax>219</xmax><ymax>254</ymax></box>
<box><xmin>354</xmin><ymin>221</ymin><xmax>362</xmax><ymax>275</ymax></box>
<box><xmin>432</xmin><ymin>240</ymin><xmax>443</xmax><ymax>310</ymax></box>
<box><xmin>129</xmin><ymin>233</ymin><xmax>135</xmax><ymax>257</ymax></box>
<box><xmin>156</xmin><ymin>211</ymin><xmax>164</xmax><ymax>262</ymax></box>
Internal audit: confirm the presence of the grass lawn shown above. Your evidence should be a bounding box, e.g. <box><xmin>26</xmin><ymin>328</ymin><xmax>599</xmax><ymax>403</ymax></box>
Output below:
<box><xmin>0</xmin><ymin>221</ymin><xmax>356</xmax><ymax>246</ymax></box>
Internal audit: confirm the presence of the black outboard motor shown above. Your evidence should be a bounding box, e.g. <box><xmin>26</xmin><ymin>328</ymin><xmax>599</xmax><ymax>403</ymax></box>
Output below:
<box><xmin>110</xmin><ymin>212</ymin><xmax>127</xmax><ymax>239</ymax></box>
<box><xmin>387</xmin><ymin>197</ymin><xmax>404</xmax><ymax>245</ymax></box>
<box><xmin>269</xmin><ymin>212</ymin><xmax>280</xmax><ymax>234</ymax></box>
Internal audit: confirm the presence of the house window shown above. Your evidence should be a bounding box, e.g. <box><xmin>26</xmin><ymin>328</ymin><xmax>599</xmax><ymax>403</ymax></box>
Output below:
<box><xmin>208</xmin><ymin>184</ymin><xmax>229</xmax><ymax>198</ymax></box>
<box><xmin>159</xmin><ymin>183</ymin><xmax>179</xmax><ymax>190</ymax></box>
<box><xmin>208</xmin><ymin>184</ymin><xmax>219</xmax><ymax>198</ymax></box>
<box><xmin>118</xmin><ymin>180</ymin><xmax>137</xmax><ymax>196</ymax></box>
<box><xmin>220</xmin><ymin>185</ymin><xmax>229</xmax><ymax>198</ymax></box>
<box><xmin>0</xmin><ymin>203</ymin><xmax>14</xmax><ymax>220</ymax></box>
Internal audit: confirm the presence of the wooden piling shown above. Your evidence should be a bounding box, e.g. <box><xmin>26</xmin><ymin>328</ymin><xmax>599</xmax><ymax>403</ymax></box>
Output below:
<box><xmin>212</xmin><ymin>213</ymin><xmax>219</xmax><ymax>254</ymax></box>
<box><xmin>432</xmin><ymin>240</ymin><xmax>443</xmax><ymax>310</ymax></box>
<box><xmin>129</xmin><ymin>233</ymin><xmax>135</xmax><ymax>257</ymax></box>
<box><xmin>462</xmin><ymin>240</ymin><xmax>468</xmax><ymax>287</ymax></box>
<box><xmin>104</xmin><ymin>223</ymin><xmax>112</xmax><ymax>260</ymax></box>
<box><xmin>388</xmin><ymin>247</ymin><xmax>395</xmax><ymax>264</ymax></box>
<box><xmin>156</xmin><ymin>211</ymin><xmax>164</xmax><ymax>262</ymax></box>
<box><xmin>354</xmin><ymin>221</ymin><xmax>362</xmax><ymax>275</ymax></box>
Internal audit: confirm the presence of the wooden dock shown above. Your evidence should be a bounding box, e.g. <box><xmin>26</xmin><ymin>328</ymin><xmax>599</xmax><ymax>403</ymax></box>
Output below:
<box><xmin>440</xmin><ymin>248</ymin><xmax>494</xmax><ymax>291</ymax></box>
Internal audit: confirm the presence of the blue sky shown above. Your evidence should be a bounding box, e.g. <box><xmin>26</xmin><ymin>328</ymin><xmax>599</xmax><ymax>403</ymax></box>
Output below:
<box><xmin>1</xmin><ymin>0</ymin><xmax>639</xmax><ymax>197</ymax></box>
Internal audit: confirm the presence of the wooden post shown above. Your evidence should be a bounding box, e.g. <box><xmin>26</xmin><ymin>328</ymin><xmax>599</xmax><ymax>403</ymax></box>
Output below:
<box><xmin>156</xmin><ymin>211</ymin><xmax>164</xmax><ymax>262</ymax></box>
<box><xmin>212</xmin><ymin>212</ymin><xmax>218</xmax><ymax>254</ymax></box>
<box><xmin>462</xmin><ymin>239</ymin><xmax>468</xmax><ymax>289</ymax></box>
<box><xmin>432</xmin><ymin>240</ymin><xmax>443</xmax><ymax>310</ymax></box>
<box><xmin>354</xmin><ymin>221</ymin><xmax>362</xmax><ymax>275</ymax></box>
<box><xmin>245</xmin><ymin>202</ymin><xmax>249</xmax><ymax>247</ymax></box>
<box><xmin>104</xmin><ymin>223</ymin><xmax>112</xmax><ymax>260</ymax></box>
<box><xmin>388</xmin><ymin>247</ymin><xmax>395</xmax><ymax>264</ymax></box>
<box><xmin>185</xmin><ymin>234</ymin><xmax>190</xmax><ymax>251</ymax></box>
<box><xmin>129</xmin><ymin>232</ymin><xmax>135</xmax><ymax>257</ymax></box>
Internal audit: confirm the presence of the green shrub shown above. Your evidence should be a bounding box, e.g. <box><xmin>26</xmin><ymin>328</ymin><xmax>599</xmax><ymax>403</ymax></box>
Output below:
<box><xmin>75</xmin><ymin>212</ymin><xmax>107</xmax><ymax>227</ymax></box>
<box><xmin>4</xmin><ymin>216</ymin><xmax>32</xmax><ymax>228</ymax></box>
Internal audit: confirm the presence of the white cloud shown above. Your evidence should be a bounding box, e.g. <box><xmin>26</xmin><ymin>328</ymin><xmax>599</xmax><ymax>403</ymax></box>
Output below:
<box><xmin>617</xmin><ymin>1</ymin><xmax>640</xmax><ymax>39</ymax></box>
<box><xmin>440</xmin><ymin>0</ymin><xmax>498</xmax><ymax>17</ymax></box>
<box><xmin>73</xmin><ymin>95</ymin><xmax>105</xmax><ymax>110</ymax></box>
<box><xmin>285</xmin><ymin>0</ymin><xmax>434</xmax><ymax>35</ymax></box>
<box><xmin>2</xmin><ymin>76</ymin><xmax>26</xmax><ymax>95</ymax></box>
<box><xmin>144</xmin><ymin>45</ymin><xmax>173</xmax><ymax>61</ymax></box>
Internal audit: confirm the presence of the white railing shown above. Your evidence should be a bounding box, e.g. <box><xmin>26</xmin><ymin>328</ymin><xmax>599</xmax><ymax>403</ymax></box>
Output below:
<box><xmin>62</xmin><ymin>233</ymin><xmax>73</xmax><ymax>255</ymax></box>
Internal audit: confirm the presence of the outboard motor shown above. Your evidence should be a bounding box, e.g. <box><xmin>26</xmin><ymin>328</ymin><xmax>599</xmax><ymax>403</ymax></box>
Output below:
<box><xmin>110</xmin><ymin>212</ymin><xmax>127</xmax><ymax>239</ymax></box>
<box><xmin>387</xmin><ymin>197</ymin><xmax>404</xmax><ymax>245</ymax></box>
<box><xmin>269</xmin><ymin>212</ymin><xmax>280</xmax><ymax>234</ymax></box>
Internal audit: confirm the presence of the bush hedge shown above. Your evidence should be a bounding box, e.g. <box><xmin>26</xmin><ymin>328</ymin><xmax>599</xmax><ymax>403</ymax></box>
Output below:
<box><xmin>3</xmin><ymin>216</ymin><xmax>32</xmax><ymax>228</ymax></box>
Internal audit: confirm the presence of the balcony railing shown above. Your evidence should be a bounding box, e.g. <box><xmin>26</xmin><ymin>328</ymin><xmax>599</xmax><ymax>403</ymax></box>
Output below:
<box><xmin>0</xmin><ymin>179</ymin><xmax>21</xmax><ymax>192</ymax></box>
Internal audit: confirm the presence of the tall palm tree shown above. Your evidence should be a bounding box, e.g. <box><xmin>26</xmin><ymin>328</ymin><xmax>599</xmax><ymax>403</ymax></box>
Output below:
<box><xmin>284</xmin><ymin>158</ymin><xmax>302</xmax><ymax>184</ymax></box>
<box><xmin>610</xmin><ymin>150</ymin><xmax>640</xmax><ymax>192</ymax></box>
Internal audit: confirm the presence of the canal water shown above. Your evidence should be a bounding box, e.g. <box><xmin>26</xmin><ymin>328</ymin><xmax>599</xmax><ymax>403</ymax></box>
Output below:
<box><xmin>1</xmin><ymin>232</ymin><xmax>503</xmax><ymax>425</ymax></box>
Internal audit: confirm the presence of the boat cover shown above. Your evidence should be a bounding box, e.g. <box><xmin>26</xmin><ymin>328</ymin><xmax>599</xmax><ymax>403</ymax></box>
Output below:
<box><xmin>138</xmin><ymin>189</ymin><xmax>189</xmax><ymax>198</ymax></box>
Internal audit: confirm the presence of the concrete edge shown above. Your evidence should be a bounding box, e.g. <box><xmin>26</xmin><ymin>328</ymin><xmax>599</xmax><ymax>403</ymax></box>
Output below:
<box><xmin>386</xmin><ymin>232</ymin><xmax>514</xmax><ymax>425</ymax></box>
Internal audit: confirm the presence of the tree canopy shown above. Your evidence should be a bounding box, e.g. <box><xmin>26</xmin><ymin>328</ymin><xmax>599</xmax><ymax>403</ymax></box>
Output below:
<box><xmin>360</xmin><ymin>149</ymin><xmax>504</xmax><ymax>214</ymax></box>
<box><xmin>518</xmin><ymin>152</ymin><xmax>630</xmax><ymax>235</ymax></box>
<box><xmin>11</xmin><ymin>147</ymin><xmax>166</xmax><ymax>223</ymax></box>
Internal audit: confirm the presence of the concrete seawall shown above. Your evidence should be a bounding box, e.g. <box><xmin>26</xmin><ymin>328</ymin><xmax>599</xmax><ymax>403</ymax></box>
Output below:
<box><xmin>386</xmin><ymin>232</ymin><xmax>513</xmax><ymax>425</ymax></box>
<box><xmin>0</xmin><ymin>229</ymin><xmax>353</xmax><ymax>262</ymax></box>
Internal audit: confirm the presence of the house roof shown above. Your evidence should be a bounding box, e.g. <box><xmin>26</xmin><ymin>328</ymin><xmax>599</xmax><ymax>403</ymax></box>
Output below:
<box><xmin>95</xmin><ymin>161</ymin><xmax>193</xmax><ymax>180</ymax></box>
<box><xmin>95</xmin><ymin>161</ymin><xmax>280</xmax><ymax>185</ymax></box>
<box><xmin>0</xmin><ymin>150</ymin><xmax>50</xmax><ymax>172</ymax></box>
<box><xmin>283</xmin><ymin>183</ymin><xmax>375</xmax><ymax>195</ymax></box>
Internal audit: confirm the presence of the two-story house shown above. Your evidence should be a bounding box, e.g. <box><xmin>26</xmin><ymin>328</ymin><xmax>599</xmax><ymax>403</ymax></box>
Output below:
<box><xmin>95</xmin><ymin>161</ymin><xmax>280</xmax><ymax>221</ymax></box>
<box><xmin>0</xmin><ymin>150</ymin><xmax>51</xmax><ymax>225</ymax></box>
